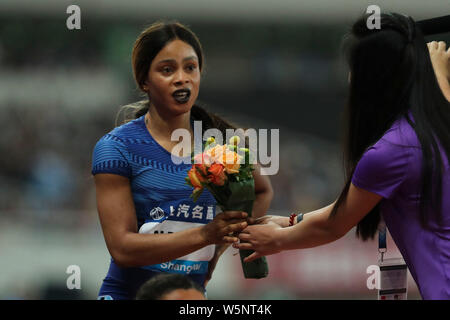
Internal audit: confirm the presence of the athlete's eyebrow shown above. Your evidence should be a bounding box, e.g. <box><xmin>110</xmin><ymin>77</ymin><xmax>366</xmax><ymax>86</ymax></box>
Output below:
<box><xmin>183</xmin><ymin>56</ymin><xmax>198</xmax><ymax>62</ymax></box>
<box><xmin>156</xmin><ymin>56</ymin><xmax>198</xmax><ymax>64</ymax></box>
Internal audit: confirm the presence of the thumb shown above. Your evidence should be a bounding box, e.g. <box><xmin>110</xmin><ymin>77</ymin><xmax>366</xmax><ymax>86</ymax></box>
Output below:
<box><xmin>244</xmin><ymin>251</ymin><xmax>261</xmax><ymax>263</ymax></box>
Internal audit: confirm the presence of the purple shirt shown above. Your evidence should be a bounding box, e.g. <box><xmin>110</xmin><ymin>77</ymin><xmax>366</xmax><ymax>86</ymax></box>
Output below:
<box><xmin>352</xmin><ymin>116</ymin><xmax>450</xmax><ymax>299</ymax></box>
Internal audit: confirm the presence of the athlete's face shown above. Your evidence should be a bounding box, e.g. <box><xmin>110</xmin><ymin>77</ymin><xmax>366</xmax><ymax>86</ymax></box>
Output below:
<box><xmin>144</xmin><ymin>39</ymin><xmax>201</xmax><ymax>116</ymax></box>
<box><xmin>159</xmin><ymin>288</ymin><xmax>206</xmax><ymax>300</ymax></box>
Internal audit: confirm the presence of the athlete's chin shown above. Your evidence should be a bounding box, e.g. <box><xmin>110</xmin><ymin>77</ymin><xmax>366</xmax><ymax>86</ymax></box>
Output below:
<box><xmin>170</xmin><ymin>102</ymin><xmax>195</xmax><ymax>115</ymax></box>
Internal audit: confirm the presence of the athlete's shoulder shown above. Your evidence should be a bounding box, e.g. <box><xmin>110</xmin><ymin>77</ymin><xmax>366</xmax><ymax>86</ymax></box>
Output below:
<box><xmin>109</xmin><ymin>118</ymin><xmax>144</xmax><ymax>141</ymax></box>
<box><xmin>93</xmin><ymin>101</ymin><xmax>147</xmax><ymax>155</ymax></box>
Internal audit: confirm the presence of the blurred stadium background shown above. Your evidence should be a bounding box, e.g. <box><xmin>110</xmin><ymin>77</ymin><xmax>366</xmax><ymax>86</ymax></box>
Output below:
<box><xmin>1</xmin><ymin>0</ymin><xmax>449</xmax><ymax>300</ymax></box>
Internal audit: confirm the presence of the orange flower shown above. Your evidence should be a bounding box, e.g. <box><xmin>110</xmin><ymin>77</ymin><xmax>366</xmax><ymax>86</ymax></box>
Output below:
<box><xmin>205</xmin><ymin>145</ymin><xmax>227</xmax><ymax>161</ymax></box>
<box><xmin>206</xmin><ymin>145</ymin><xmax>241</xmax><ymax>174</ymax></box>
<box><xmin>187</xmin><ymin>167</ymin><xmax>206</xmax><ymax>189</ymax></box>
<box><xmin>194</xmin><ymin>163</ymin><xmax>208</xmax><ymax>176</ymax></box>
<box><xmin>193</xmin><ymin>153</ymin><xmax>212</xmax><ymax>166</ymax></box>
<box><xmin>222</xmin><ymin>150</ymin><xmax>241</xmax><ymax>174</ymax></box>
<box><xmin>207</xmin><ymin>163</ymin><xmax>227</xmax><ymax>186</ymax></box>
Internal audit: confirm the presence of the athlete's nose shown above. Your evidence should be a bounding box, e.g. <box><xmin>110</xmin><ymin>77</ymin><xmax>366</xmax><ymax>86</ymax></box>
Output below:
<box><xmin>173</xmin><ymin>70</ymin><xmax>189</xmax><ymax>86</ymax></box>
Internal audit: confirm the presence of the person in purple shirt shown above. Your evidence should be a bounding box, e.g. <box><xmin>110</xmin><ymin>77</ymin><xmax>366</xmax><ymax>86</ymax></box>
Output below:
<box><xmin>234</xmin><ymin>13</ymin><xmax>450</xmax><ymax>299</ymax></box>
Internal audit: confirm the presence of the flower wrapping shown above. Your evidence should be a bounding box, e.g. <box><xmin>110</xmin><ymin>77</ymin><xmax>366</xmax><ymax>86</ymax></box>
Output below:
<box><xmin>185</xmin><ymin>136</ymin><xmax>269</xmax><ymax>279</ymax></box>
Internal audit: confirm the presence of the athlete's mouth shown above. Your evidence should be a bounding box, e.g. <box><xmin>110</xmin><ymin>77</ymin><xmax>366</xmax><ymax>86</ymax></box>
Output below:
<box><xmin>172</xmin><ymin>89</ymin><xmax>191</xmax><ymax>104</ymax></box>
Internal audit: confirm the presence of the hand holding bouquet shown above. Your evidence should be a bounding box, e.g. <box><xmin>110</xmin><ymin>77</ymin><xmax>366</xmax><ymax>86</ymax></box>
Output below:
<box><xmin>185</xmin><ymin>136</ymin><xmax>269</xmax><ymax>279</ymax></box>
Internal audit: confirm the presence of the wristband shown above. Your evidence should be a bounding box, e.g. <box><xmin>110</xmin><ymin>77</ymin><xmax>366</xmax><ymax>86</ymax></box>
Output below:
<box><xmin>289</xmin><ymin>213</ymin><xmax>304</xmax><ymax>226</ymax></box>
<box><xmin>289</xmin><ymin>213</ymin><xmax>296</xmax><ymax>226</ymax></box>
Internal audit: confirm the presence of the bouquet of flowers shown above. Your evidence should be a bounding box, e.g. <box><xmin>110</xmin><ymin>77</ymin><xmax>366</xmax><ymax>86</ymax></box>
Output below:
<box><xmin>185</xmin><ymin>135</ymin><xmax>269</xmax><ymax>279</ymax></box>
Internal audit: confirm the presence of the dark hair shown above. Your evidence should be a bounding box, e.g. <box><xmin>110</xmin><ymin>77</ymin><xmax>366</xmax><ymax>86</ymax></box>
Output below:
<box><xmin>117</xmin><ymin>21</ymin><xmax>235</xmax><ymax>136</ymax></box>
<box><xmin>331</xmin><ymin>13</ymin><xmax>450</xmax><ymax>240</ymax></box>
<box><xmin>135</xmin><ymin>273</ymin><xmax>205</xmax><ymax>300</ymax></box>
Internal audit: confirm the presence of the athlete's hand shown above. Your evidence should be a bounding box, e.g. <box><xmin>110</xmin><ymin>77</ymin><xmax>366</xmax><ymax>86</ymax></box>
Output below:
<box><xmin>428</xmin><ymin>41</ymin><xmax>450</xmax><ymax>80</ymax></box>
<box><xmin>201</xmin><ymin>211</ymin><xmax>248</xmax><ymax>245</ymax></box>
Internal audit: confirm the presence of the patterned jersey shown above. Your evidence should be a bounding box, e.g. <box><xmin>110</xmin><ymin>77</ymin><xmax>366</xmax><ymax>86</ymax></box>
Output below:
<box><xmin>91</xmin><ymin>114</ymin><xmax>217</xmax><ymax>298</ymax></box>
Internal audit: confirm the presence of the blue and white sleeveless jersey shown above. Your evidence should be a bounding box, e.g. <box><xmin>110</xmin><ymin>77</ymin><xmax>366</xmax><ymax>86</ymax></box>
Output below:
<box><xmin>92</xmin><ymin>115</ymin><xmax>217</xmax><ymax>277</ymax></box>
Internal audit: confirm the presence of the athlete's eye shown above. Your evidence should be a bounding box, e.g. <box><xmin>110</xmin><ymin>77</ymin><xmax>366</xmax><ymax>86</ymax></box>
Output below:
<box><xmin>185</xmin><ymin>64</ymin><xmax>197</xmax><ymax>72</ymax></box>
<box><xmin>161</xmin><ymin>66</ymin><xmax>173</xmax><ymax>74</ymax></box>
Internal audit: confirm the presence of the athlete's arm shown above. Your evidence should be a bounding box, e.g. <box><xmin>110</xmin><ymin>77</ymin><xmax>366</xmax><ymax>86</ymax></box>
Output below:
<box><xmin>94</xmin><ymin>173</ymin><xmax>248</xmax><ymax>268</ymax></box>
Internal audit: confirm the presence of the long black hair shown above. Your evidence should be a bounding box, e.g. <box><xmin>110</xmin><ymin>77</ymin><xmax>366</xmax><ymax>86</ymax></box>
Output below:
<box><xmin>117</xmin><ymin>21</ymin><xmax>235</xmax><ymax>136</ymax></box>
<box><xmin>331</xmin><ymin>13</ymin><xmax>450</xmax><ymax>240</ymax></box>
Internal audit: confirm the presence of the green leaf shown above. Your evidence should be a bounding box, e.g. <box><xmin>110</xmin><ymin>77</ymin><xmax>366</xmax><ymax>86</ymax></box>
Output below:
<box><xmin>191</xmin><ymin>188</ymin><xmax>204</xmax><ymax>202</ymax></box>
<box><xmin>185</xmin><ymin>177</ymin><xmax>193</xmax><ymax>187</ymax></box>
<box><xmin>200</xmin><ymin>176</ymin><xmax>268</xmax><ymax>279</ymax></box>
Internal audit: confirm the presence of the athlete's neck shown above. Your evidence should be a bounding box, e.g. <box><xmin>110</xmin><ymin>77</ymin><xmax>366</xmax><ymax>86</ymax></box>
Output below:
<box><xmin>146</xmin><ymin>106</ymin><xmax>192</xmax><ymax>139</ymax></box>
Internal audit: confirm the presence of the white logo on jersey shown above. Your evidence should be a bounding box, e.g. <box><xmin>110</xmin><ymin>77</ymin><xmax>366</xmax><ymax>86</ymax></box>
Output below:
<box><xmin>149</xmin><ymin>207</ymin><xmax>165</xmax><ymax>220</ymax></box>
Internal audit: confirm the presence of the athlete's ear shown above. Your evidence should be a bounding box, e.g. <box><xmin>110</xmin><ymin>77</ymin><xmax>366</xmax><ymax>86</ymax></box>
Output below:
<box><xmin>143</xmin><ymin>75</ymin><xmax>153</xmax><ymax>89</ymax></box>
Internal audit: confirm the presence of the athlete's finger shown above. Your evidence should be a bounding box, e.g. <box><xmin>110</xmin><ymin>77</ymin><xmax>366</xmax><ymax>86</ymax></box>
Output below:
<box><xmin>221</xmin><ymin>211</ymin><xmax>248</xmax><ymax>220</ymax></box>
<box><xmin>223</xmin><ymin>235</ymin><xmax>239</xmax><ymax>243</ymax></box>
<box><xmin>247</xmin><ymin>217</ymin><xmax>257</xmax><ymax>225</ymax></box>
<box><xmin>226</xmin><ymin>218</ymin><xmax>248</xmax><ymax>225</ymax></box>
<box><xmin>225</xmin><ymin>221</ymin><xmax>248</xmax><ymax>234</ymax></box>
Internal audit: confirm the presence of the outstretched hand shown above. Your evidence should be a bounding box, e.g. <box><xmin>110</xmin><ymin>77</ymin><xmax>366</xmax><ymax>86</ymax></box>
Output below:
<box><xmin>201</xmin><ymin>211</ymin><xmax>248</xmax><ymax>245</ymax></box>
<box><xmin>232</xmin><ymin>222</ymin><xmax>284</xmax><ymax>262</ymax></box>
